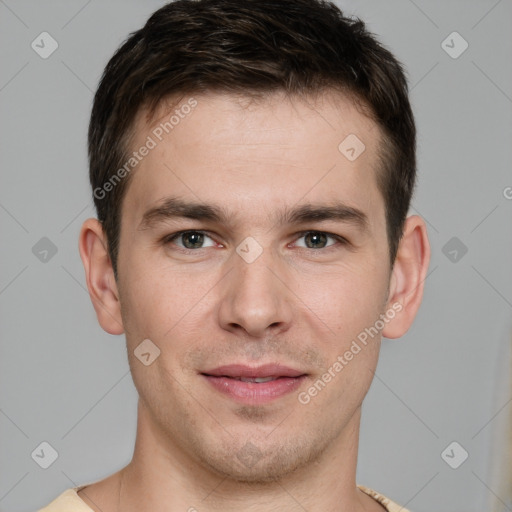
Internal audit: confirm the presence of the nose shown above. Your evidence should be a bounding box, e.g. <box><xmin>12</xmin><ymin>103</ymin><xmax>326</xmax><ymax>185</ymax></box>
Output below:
<box><xmin>217</xmin><ymin>244</ymin><xmax>293</xmax><ymax>338</ymax></box>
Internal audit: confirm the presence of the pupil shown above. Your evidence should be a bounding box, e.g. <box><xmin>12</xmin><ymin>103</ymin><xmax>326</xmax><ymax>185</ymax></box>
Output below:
<box><xmin>306</xmin><ymin>232</ymin><xmax>326</xmax><ymax>249</ymax></box>
<box><xmin>184</xmin><ymin>232</ymin><xmax>204</xmax><ymax>248</ymax></box>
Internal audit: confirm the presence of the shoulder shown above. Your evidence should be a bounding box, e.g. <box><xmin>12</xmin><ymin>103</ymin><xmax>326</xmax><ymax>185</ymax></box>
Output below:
<box><xmin>37</xmin><ymin>487</ymin><xmax>94</xmax><ymax>512</ymax></box>
<box><xmin>358</xmin><ymin>484</ymin><xmax>411</xmax><ymax>512</ymax></box>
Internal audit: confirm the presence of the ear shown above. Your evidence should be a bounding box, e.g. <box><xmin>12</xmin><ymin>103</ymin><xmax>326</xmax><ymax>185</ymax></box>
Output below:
<box><xmin>78</xmin><ymin>218</ymin><xmax>124</xmax><ymax>335</ymax></box>
<box><xmin>382</xmin><ymin>215</ymin><xmax>430</xmax><ymax>339</ymax></box>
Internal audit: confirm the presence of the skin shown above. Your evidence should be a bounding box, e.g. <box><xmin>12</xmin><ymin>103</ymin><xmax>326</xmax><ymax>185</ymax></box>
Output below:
<box><xmin>78</xmin><ymin>90</ymin><xmax>430</xmax><ymax>512</ymax></box>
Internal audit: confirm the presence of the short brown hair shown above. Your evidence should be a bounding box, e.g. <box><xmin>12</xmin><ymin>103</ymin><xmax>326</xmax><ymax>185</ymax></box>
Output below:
<box><xmin>89</xmin><ymin>0</ymin><xmax>416</xmax><ymax>278</ymax></box>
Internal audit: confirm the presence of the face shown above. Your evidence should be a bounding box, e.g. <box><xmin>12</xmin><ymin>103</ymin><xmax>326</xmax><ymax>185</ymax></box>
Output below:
<box><xmin>115</xmin><ymin>91</ymin><xmax>393</xmax><ymax>482</ymax></box>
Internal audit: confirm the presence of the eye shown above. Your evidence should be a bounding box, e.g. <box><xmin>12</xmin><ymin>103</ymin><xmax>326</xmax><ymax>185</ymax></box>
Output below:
<box><xmin>162</xmin><ymin>230</ymin><xmax>346</xmax><ymax>252</ymax></box>
<box><xmin>164</xmin><ymin>230</ymin><xmax>217</xmax><ymax>250</ymax></box>
<box><xmin>294</xmin><ymin>231</ymin><xmax>343</xmax><ymax>250</ymax></box>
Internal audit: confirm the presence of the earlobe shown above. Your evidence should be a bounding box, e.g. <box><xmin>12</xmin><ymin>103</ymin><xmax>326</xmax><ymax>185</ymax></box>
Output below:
<box><xmin>78</xmin><ymin>218</ymin><xmax>124</xmax><ymax>335</ymax></box>
<box><xmin>382</xmin><ymin>215</ymin><xmax>431</xmax><ymax>339</ymax></box>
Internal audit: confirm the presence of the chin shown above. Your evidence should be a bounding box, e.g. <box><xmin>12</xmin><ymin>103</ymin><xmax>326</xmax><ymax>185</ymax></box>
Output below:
<box><xmin>196</xmin><ymin>435</ymin><xmax>325</xmax><ymax>485</ymax></box>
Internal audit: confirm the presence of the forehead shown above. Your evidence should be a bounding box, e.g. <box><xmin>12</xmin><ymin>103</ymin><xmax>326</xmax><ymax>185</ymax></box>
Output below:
<box><xmin>122</xmin><ymin>90</ymin><xmax>385</xmax><ymax>230</ymax></box>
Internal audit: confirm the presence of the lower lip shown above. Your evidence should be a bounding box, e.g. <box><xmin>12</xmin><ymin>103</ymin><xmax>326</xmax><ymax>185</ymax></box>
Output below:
<box><xmin>202</xmin><ymin>375</ymin><xmax>306</xmax><ymax>404</ymax></box>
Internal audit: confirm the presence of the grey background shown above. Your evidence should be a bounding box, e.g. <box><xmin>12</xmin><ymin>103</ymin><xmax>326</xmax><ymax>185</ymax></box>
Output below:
<box><xmin>1</xmin><ymin>1</ymin><xmax>511</xmax><ymax>511</ymax></box>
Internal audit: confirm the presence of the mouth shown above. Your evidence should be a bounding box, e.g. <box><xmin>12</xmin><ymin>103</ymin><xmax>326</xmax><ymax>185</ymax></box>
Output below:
<box><xmin>201</xmin><ymin>364</ymin><xmax>308</xmax><ymax>404</ymax></box>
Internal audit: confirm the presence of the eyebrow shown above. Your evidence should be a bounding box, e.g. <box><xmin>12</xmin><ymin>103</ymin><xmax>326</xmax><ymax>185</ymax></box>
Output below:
<box><xmin>138</xmin><ymin>196</ymin><xmax>369</xmax><ymax>232</ymax></box>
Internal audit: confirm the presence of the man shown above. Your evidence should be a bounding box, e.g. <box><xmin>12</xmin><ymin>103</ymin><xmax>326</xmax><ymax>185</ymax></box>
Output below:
<box><xmin>39</xmin><ymin>0</ymin><xmax>430</xmax><ymax>510</ymax></box>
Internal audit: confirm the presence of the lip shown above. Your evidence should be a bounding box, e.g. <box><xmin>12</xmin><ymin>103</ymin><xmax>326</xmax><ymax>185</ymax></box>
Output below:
<box><xmin>203</xmin><ymin>363</ymin><xmax>305</xmax><ymax>379</ymax></box>
<box><xmin>201</xmin><ymin>364</ymin><xmax>307</xmax><ymax>404</ymax></box>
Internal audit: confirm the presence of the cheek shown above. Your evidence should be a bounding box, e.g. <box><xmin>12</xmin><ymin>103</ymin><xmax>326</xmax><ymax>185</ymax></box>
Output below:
<box><xmin>118</xmin><ymin>266</ymin><xmax>176</xmax><ymax>348</ymax></box>
<box><xmin>118</xmin><ymin>257</ymin><xmax>218</xmax><ymax>354</ymax></box>
<box><xmin>119</xmin><ymin>271</ymin><xmax>201</xmax><ymax>405</ymax></box>
<box><xmin>292</xmin><ymin>260</ymin><xmax>389</xmax><ymax>338</ymax></box>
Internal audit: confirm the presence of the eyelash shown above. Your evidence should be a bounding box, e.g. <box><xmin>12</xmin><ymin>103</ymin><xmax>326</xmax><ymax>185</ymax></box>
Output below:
<box><xmin>161</xmin><ymin>230</ymin><xmax>348</xmax><ymax>253</ymax></box>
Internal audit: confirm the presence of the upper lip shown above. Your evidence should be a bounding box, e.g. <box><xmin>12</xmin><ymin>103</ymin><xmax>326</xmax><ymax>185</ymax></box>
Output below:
<box><xmin>202</xmin><ymin>363</ymin><xmax>306</xmax><ymax>378</ymax></box>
